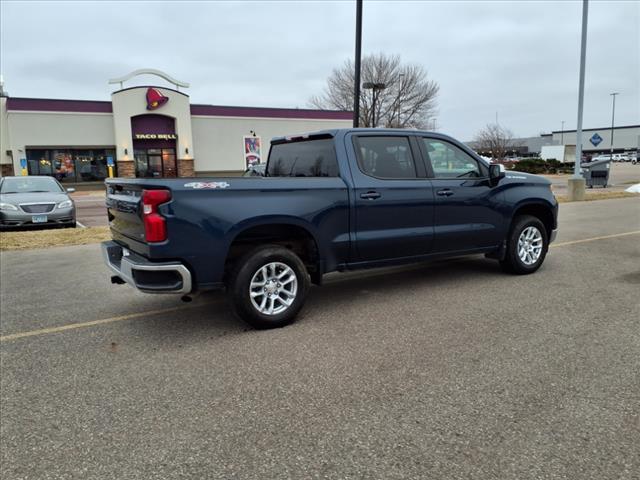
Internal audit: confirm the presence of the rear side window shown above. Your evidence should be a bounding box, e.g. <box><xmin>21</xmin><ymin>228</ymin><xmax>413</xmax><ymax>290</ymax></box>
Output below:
<box><xmin>354</xmin><ymin>136</ymin><xmax>417</xmax><ymax>179</ymax></box>
<box><xmin>267</xmin><ymin>138</ymin><xmax>339</xmax><ymax>177</ymax></box>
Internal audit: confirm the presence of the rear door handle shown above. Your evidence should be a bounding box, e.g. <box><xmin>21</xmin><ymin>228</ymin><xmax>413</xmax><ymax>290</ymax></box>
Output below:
<box><xmin>360</xmin><ymin>191</ymin><xmax>381</xmax><ymax>200</ymax></box>
<box><xmin>436</xmin><ymin>189</ymin><xmax>454</xmax><ymax>197</ymax></box>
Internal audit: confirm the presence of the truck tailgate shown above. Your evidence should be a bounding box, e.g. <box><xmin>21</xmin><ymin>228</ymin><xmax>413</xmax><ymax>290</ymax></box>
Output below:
<box><xmin>105</xmin><ymin>182</ymin><xmax>146</xmax><ymax>245</ymax></box>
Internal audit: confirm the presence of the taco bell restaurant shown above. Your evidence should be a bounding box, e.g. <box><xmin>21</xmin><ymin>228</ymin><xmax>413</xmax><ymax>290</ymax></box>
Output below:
<box><xmin>0</xmin><ymin>70</ymin><xmax>352</xmax><ymax>183</ymax></box>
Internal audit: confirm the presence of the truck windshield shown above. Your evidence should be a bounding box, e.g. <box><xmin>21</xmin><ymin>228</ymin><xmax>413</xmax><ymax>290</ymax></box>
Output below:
<box><xmin>267</xmin><ymin>139</ymin><xmax>339</xmax><ymax>177</ymax></box>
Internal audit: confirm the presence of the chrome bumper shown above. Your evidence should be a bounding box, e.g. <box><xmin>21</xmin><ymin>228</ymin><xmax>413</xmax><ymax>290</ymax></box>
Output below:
<box><xmin>102</xmin><ymin>241</ymin><xmax>192</xmax><ymax>294</ymax></box>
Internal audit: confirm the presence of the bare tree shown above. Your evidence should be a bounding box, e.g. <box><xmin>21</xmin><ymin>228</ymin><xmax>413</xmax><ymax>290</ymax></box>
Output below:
<box><xmin>473</xmin><ymin>123</ymin><xmax>519</xmax><ymax>161</ymax></box>
<box><xmin>310</xmin><ymin>53</ymin><xmax>439</xmax><ymax>129</ymax></box>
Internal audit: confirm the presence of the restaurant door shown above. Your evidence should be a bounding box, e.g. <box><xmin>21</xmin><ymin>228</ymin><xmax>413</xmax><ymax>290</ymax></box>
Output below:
<box><xmin>134</xmin><ymin>148</ymin><xmax>177</xmax><ymax>178</ymax></box>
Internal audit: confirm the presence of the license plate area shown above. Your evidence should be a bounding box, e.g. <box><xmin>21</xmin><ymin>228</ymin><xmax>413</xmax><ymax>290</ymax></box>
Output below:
<box><xmin>32</xmin><ymin>215</ymin><xmax>48</xmax><ymax>223</ymax></box>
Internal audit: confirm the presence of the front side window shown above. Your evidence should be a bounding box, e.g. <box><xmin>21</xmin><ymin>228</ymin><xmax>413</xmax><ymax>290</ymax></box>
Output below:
<box><xmin>267</xmin><ymin>138</ymin><xmax>339</xmax><ymax>177</ymax></box>
<box><xmin>422</xmin><ymin>138</ymin><xmax>483</xmax><ymax>178</ymax></box>
<box><xmin>354</xmin><ymin>136</ymin><xmax>417</xmax><ymax>179</ymax></box>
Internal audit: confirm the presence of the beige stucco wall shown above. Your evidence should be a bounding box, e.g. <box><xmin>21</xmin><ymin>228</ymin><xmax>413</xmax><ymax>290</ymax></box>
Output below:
<box><xmin>0</xmin><ymin>97</ymin><xmax>11</xmax><ymax>172</ymax></box>
<box><xmin>191</xmin><ymin>115</ymin><xmax>352</xmax><ymax>173</ymax></box>
<box><xmin>5</xmin><ymin>111</ymin><xmax>115</xmax><ymax>175</ymax></box>
<box><xmin>111</xmin><ymin>86</ymin><xmax>194</xmax><ymax>162</ymax></box>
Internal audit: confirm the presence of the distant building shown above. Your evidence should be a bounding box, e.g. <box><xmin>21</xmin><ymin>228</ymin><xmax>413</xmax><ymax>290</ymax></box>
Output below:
<box><xmin>551</xmin><ymin>125</ymin><xmax>639</xmax><ymax>155</ymax></box>
<box><xmin>466</xmin><ymin>125</ymin><xmax>639</xmax><ymax>158</ymax></box>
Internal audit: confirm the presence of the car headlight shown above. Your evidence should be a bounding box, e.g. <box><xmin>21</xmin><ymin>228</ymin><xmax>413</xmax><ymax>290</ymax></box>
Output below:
<box><xmin>0</xmin><ymin>202</ymin><xmax>19</xmax><ymax>211</ymax></box>
<box><xmin>57</xmin><ymin>200</ymin><xmax>73</xmax><ymax>209</ymax></box>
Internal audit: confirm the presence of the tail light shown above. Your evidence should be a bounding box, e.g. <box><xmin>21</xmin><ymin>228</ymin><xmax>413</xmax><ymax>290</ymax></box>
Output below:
<box><xmin>142</xmin><ymin>189</ymin><xmax>171</xmax><ymax>242</ymax></box>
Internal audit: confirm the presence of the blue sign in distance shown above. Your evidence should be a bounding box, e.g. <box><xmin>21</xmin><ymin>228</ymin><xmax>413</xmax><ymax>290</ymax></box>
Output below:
<box><xmin>20</xmin><ymin>158</ymin><xmax>27</xmax><ymax>169</ymax></box>
<box><xmin>106</xmin><ymin>156</ymin><xmax>114</xmax><ymax>167</ymax></box>
<box><xmin>590</xmin><ymin>133</ymin><xmax>603</xmax><ymax>147</ymax></box>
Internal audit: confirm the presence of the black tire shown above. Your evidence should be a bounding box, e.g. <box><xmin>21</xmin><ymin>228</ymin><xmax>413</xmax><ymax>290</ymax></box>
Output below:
<box><xmin>499</xmin><ymin>215</ymin><xmax>549</xmax><ymax>275</ymax></box>
<box><xmin>228</xmin><ymin>245</ymin><xmax>310</xmax><ymax>329</ymax></box>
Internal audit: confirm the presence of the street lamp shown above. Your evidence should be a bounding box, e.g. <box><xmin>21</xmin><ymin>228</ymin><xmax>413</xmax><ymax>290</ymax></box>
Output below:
<box><xmin>610</xmin><ymin>92</ymin><xmax>619</xmax><ymax>159</ymax></box>
<box><xmin>569</xmin><ymin>0</ymin><xmax>589</xmax><ymax>201</ymax></box>
<box><xmin>363</xmin><ymin>82</ymin><xmax>386</xmax><ymax>127</ymax></box>
<box><xmin>353</xmin><ymin>0</ymin><xmax>363</xmax><ymax>128</ymax></box>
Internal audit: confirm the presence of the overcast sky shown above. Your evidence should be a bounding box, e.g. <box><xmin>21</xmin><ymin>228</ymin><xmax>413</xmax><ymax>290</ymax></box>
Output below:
<box><xmin>1</xmin><ymin>0</ymin><xmax>638</xmax><ymax>140</ymax></box>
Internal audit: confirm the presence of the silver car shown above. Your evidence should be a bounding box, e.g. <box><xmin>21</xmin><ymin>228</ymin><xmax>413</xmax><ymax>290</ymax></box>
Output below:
<box><xmin>0</xmin><ymin>176</ymin><xmax>76</xmax><ymax>229</ymax></box>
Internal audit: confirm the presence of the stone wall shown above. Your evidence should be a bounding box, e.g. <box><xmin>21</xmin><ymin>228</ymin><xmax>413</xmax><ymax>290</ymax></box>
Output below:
<box><xmin>177</xmin><ymin>159</ymin><xmax>194</xmax><ymax>177</ymax></box>
<box><xmin>1</xmin><ymin>164</ymin><xmax>15</xmax><ymax>177</ymax></box>
<box><xmin>116</xmin><ymin>161</ymin><xmax>135</xmax><ymax>178</ymax></box>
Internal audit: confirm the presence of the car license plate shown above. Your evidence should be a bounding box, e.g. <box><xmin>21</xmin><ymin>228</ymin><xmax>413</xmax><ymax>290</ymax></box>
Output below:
<box><xmin>32</xmin><ymin>215</ymin><xmax>48</xmax><ymax>223</ymax></box>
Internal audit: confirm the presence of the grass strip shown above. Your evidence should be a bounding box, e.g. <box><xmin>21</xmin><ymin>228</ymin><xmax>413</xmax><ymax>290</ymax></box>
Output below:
<box><xmin>0</xmin><ymin>226</ymin><xmax>111</xmax><ymax>251</ymax></box>
<box><xmin>556</xmin><ymin>191</ymin><xmax>638</xmax><ymax>203</ymax></box>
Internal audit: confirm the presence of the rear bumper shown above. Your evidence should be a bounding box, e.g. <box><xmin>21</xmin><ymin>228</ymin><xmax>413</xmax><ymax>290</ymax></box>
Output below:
<box><xmin>101</xmin><ymin>241</ymin><xmax>192</xmax><ymax>294</ymax></box>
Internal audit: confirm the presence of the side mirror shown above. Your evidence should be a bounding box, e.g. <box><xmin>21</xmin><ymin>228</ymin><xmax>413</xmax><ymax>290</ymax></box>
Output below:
<box><xmin>66</xmin><ymin>187</ymin><xmax>76</xmax><ymax>193</ymax></box>
<box><xmin>489</xmin><ymin>164</ymin><xmax>505</xmax><ymax>185</ymax></box>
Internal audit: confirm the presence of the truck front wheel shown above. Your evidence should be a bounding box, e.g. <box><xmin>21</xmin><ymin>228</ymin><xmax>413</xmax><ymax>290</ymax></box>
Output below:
<box><xmin>499</xmin><ymin>215</ymin><xmax>549</xmax><ymax>274</ymax></box>
<box><xmin>228</xmin><ymin>245</ymin><xmax>310</xmax><ymax>329</ymax></box>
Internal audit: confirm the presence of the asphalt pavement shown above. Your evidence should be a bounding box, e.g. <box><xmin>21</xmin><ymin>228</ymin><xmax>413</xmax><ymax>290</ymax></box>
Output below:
<box><xmin>547</xmin><ymin>162</ymin><xmax>640</xmax><ymax>192</ymax></box>
<box><xmin>72</xmin><ymin>191</ymin><xmax>107</xmax><ymax>228</ymax></box>
<box><xmin>1</xmin><ymin>197</ymin><xmax>639</xmax><ymax>479</ymax></box>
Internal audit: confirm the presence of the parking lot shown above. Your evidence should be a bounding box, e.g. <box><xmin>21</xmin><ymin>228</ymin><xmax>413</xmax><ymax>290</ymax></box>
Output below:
<box><xmin>1</xmin><ymin>197</ymin><xmax>639</xmax><ymax>479</ymax></box>
<box><xmin>547</xmin><ymin>162</ymin><xmax>639</xmax><ymax>193</ymax></box>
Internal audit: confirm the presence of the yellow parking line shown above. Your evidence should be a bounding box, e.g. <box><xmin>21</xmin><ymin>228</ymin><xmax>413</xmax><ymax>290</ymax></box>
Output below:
<box><xmin>551</xmin><ymin>230</ymin><xmax>640</xmax><ymax>248</ymax></box>
<box><xmin>0</xmin><ymin>301</ymin><xmax>217</xmax><ymax>343</ymax></box>
<box><xmin>1</xmin><ymin>230</ymin><xmax>639</xmax><ymax>343</ymax></box>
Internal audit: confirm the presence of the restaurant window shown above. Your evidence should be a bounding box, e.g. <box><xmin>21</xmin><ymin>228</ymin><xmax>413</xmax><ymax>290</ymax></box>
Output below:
<box><xmin>25</xmin><ymin>149</ymin><xmax>116</xmax><ymax>182</ymax></box>
<box><xmin>51</xmin><ymin>149</ymin><xmax>74</xmax><ymax>183</ymax></box>
<box><xmin>27</xmin><ymin>150</ymin><xmax>53</xmax><ymax>176</ymax></box>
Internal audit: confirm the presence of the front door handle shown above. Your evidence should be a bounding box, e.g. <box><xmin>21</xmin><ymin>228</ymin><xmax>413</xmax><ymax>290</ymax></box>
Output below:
<box><xmin>436</xmin><ymin>189</ymin><xmax>454</xmax><ymax>197</ymax></box>
<box><xmin>360</xmin><ymin>191</ymin><xmax>381</xmax><ymax>200</ymax></box>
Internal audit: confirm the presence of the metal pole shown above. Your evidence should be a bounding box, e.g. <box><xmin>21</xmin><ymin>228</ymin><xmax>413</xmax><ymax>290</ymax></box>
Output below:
<box><xmin>353</xmin><ymin>0</ymin><xmax>363</xmax><ymax>128</ymax></box>
<box><xmin>397</xmin><ymin>72</ymin><xmax>404</xmax><ymax>128</ymax></box>
<box><xmin>561</xmin><ymin>121</ymin><xmax>565</xmax><ymax>144</ymax></box>
<box><xmin>610</xmin><ymin>92</ymin><xmax>618</xmax><ymax>158</ymax></box>
<box><xmin>573</xmin><ymin>0</ymin><xmax>588</xmax><ymax>179</ymax></box>
<box><xmin>372</xmin><ymin>89</ymin><xmax>377</xmax><ymax>127</ymax></box>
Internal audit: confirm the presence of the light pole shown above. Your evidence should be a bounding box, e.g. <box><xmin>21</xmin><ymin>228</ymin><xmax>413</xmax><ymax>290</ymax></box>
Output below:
<box><xmin>363</xmin><ymin>82</ymin><xmax>386</xmax><ymax>127</ymax></box>
<box><xmin>610</xmin><ymin>92</ymin><xmax>619</xmax><ymax>159</ymax></box>
<box><xmin>561</xmin><ymin>120</ymin><xmax>565</xmax><ymax>144</ymax></box>
<box><xmin>353</xmin><ymin>0</ymin><xmax>363</xmax><ymax>128</ymax></box>
<box><xmin>569</xmin><ymin>0</ymin><xmax>589</xmax><ymax>201</ymax></box>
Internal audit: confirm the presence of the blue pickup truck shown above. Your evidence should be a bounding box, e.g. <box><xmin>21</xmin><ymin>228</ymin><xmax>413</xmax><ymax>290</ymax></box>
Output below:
<box><xmin>103</xmin><ymin>129</ymin><xmax>558</xmax><ymax>328</ymax></box>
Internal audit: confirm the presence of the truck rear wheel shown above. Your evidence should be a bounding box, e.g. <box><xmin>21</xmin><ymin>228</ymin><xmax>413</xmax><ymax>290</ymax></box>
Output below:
<box><xmin>228</xmin><ymin>245</ymin><xmax>310</xmax><ymax>329</ymax></box>
<box><xmin>500</xmin><ymin>215</ymin><xmax>549</xmax><ymax>274</ymax></box>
